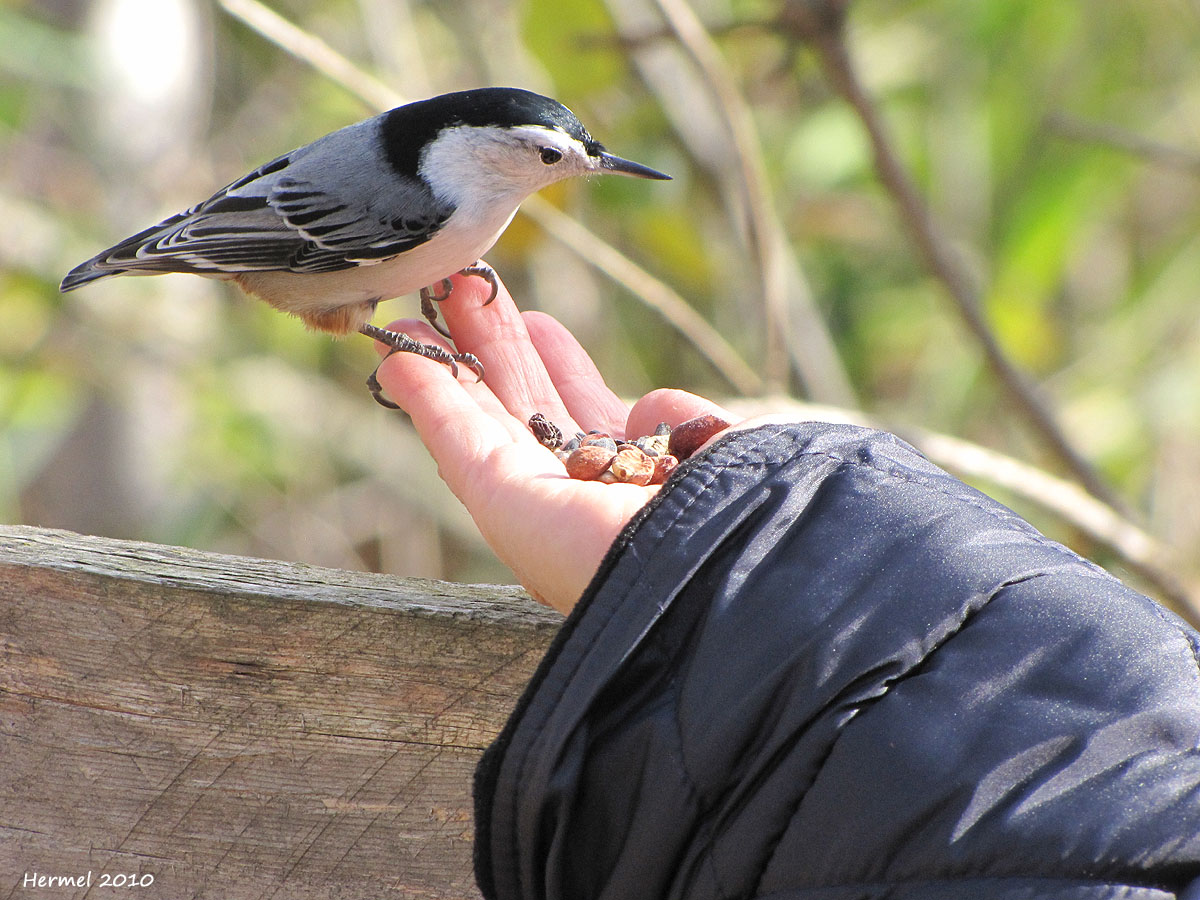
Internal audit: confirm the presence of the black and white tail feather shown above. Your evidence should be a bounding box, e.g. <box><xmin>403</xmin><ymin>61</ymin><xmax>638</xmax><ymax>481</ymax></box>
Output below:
<box><xmin>60</xmin><ymin>117</ymin><xmax>452</xmax><ymax>293</ymax></box>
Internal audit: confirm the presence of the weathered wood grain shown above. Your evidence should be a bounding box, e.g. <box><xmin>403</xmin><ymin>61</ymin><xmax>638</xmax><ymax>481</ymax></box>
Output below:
<box><xmin>0</xmin><ymin>525</ymin><xmax>561</xmax><ymax>899</ymax></box>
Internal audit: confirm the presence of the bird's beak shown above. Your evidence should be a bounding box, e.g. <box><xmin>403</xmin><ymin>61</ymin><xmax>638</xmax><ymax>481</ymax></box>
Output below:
<box><xmin>596</xmin><ymin>151</ymin><xmax>671</xmax><ymax>180</ymax></box>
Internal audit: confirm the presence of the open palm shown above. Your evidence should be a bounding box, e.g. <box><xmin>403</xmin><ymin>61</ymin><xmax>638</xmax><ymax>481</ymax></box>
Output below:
<box><xmin>371</xmin><ymin>269</ymin><xmax>735</xmax><ymax>613</ymax></box>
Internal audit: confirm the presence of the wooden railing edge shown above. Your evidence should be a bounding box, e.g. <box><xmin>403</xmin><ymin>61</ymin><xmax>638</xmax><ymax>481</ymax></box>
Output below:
<box><xmin>0</xmin><ymin>523</ymin><xmax>559</xmax><ymax>626</ymax></box>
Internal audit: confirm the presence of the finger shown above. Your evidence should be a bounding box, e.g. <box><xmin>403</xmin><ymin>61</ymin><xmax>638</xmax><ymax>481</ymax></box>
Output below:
<box><xmin>373</xmin><ymin>318</ymin><xmax>531</xmax><ymax>444</ymax></box>
<box><xmin>371</xmin><ymin>336</ymin><xmax>561</xmax><ymax>513</ymax></box>
<box><xmin>435</xmin><ymin>265</ymin><xmax>579</xmax><ymax>435</ymax></box>
<box><xmin>626</xmin><ymin>389</ymin><xmax>740</xmax><ymax>442</ymax></box>
<box><xmin>522</xmin><ymin>311</ymin><xmax>629</xmax><ymax>438</ymax></box>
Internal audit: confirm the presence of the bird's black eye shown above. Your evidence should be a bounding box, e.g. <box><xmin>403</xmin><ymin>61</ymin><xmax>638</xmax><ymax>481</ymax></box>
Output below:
<box><xmin>539</xmin><ymin>146</ymin><xmax>563</xmax><ymax>165</ymax></box>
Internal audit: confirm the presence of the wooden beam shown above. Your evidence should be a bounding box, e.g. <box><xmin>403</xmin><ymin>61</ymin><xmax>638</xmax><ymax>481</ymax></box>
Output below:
<box><xmin>0</xmin><ymin>525</ymin><xmax>559</xmax><ymax>899</ymax></box>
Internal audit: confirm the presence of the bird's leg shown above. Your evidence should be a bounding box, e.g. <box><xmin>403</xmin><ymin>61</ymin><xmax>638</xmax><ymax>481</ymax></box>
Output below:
<box><xmin>418</xmin><ymin>264</ymin><xmax>499</xmax><ymax>339</ymax></box>
<box><xmin>419</xmin><ymin>278</ymin><xmax>455</xmax><ymax>340</ymax></box>
<box><xmin>359</xmin><ymin>322</ymin><xmax>484</xmax><ymax>409</ymax></box>
<box><xmin>460</xmin><ymin>262</ymin><xmax>500</xmax><ymax>305</ymax></box>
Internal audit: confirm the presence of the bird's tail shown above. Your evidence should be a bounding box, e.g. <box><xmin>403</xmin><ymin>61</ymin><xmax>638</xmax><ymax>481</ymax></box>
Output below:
<box><xmin>59</xmin><ymin>209</ymin><xmax>206</xmax><ymax>292</ymax></box>
<box><xmin>59</xmin><ymin>258</ymin><xmax>122</xmax><ymax>292</ymax></box>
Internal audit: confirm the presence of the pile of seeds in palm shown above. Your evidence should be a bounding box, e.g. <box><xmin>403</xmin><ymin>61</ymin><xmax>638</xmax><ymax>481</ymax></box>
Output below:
<box><xmin>530</xmin><ymin>413</ymin><xmax>732</xmax><ymax>485</ymax></box>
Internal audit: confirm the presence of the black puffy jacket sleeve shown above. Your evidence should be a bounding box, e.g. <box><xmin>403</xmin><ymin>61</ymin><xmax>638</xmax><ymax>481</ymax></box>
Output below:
<box><xmin>473</xmin><ymin>422</ymin><xmax>1200</xmax><ymax>900</ymax></box>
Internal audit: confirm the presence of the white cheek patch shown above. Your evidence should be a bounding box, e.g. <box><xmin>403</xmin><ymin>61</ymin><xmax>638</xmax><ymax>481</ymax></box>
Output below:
<box><xmin>419</xmin><ymin>124</ymin><xmax>588</xmax><ymax>210</ymax></box>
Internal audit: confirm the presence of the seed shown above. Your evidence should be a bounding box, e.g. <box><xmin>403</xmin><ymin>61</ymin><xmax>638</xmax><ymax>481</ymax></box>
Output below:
<box><xmin>528</xmin><ymin>413</ymin><xmax>563</xmax><ymax>450</ymax></box>
<box><xmin>668</xmin><ymin>413</ymin><xmax>733</xmax><ymax>461</ymax></box>
<box><xmin>635</xmin><ymin>433</ymin><xmax>669</xmax><ymax>456</ymax></box>
<box><xmin>564</xmin><ymin>444</ymin><xmax>617</xmax><ymax>480</ymax></box>
<box><xmin>649</xmin><ymin>454</ymin><xmax>679</xmax><ymax>485</ymax></box>
<box><xmin>583</xmin><ymin>435</ymin><xmax>618</xmax><ymax>454</ymax></box>
<box><xmin>610</xmin><ymin>446</ymin><xmax>655</xmax><ymax>486</ymax></box>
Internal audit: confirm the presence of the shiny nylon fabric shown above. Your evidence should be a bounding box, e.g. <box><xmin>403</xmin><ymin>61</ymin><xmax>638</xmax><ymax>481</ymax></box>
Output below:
<box><xmin>474</xmin><ymin>423</ymin><xmax>1200</xmax><ymax>900</ymax></box>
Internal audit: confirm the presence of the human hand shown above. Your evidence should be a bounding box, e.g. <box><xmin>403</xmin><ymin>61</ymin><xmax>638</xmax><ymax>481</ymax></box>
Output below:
<box><xmin>371</xmin><ymin>268</ymin><xmax>737</xmax><ymax>614</ymax></box>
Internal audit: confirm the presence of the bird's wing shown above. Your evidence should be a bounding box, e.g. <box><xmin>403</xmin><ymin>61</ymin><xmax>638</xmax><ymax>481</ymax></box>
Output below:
<box><xmin>63</xmin><ymin>124</ymin><xmax>453</xmax><ymax>286</ymax></box>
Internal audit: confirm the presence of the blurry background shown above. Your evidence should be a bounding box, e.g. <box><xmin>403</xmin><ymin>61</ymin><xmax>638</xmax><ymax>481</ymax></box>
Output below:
<box><xmin>2</xmin><ymin>0</ymin><xmax>1198</xmax><ymax>605</ymax></box>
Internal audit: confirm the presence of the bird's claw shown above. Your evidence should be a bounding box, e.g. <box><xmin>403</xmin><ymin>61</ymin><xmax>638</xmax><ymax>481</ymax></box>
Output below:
<box><xmin>419</xmin><ymin>287</ymin><xmax>454</xmax><ymax>340</ymax></box>
<box><xmin>417</xmin><ymin>264</ymin><xmax>499</xmax><ymax>338</ymax></box>
<box><xmin>366</xmin><ymin>365</ymin><xmax>402</xmax><ymax>409</ymax></box>
<box><xmin>374</xmin><ymin>265</ymin><xmax>493</xmax><ymax>404</ymax></box>
<box><xmin>460</xmin><ymin>263</ymin><xmax>499</xmax><ymax>305</ymax></box>
<box><xmin>423</xmin><ymin>277</ymin><xmax>454</xmax><ymax>303</ymax></box>
<box><xmin>359</xmin><ymin>323</ymin><xmax>484</xmax><ymax>408</ymax></box>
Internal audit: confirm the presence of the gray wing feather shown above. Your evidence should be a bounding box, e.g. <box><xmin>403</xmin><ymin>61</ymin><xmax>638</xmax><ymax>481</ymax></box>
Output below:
<box><xmin>62</xmin><ymin>118</ymin><xmax>452</xmax><ymax>287</ymax></box>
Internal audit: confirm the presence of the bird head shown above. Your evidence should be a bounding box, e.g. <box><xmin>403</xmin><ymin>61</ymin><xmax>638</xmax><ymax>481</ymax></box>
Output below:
<box><xmin>387</xmin><ymin>87</ymin><xmax>670</xmax><ymax>210</ymax></box>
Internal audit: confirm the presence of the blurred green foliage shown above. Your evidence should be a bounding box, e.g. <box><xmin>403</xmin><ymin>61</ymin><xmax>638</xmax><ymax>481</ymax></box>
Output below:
<box><xmin>2</xmin><ymin>0</ymin><xmax>1198</xmax><ymax>593</ymax></box>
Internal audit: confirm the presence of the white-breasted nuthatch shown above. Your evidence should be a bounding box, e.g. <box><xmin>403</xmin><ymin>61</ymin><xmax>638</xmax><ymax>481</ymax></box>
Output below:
<box><xmin>61</xmin><ymin>86</ymin><xmax>670</xmax><ymax>401</ymax></box>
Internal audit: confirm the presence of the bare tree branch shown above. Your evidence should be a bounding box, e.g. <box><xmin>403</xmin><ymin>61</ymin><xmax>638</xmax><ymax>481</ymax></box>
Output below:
<box><xmin>219</xmin><ymin>0</ymin><xmax>403</xmax><ymax>113</ymax></box>
<box><xmin>1045</xmin><ymin>111</ymin><xmax>1200</xmax><ymax>175</ymax></box>
<box><xmin>520</xmin><ymin>199</ymin><xmax>764</xmax><ymax>394</ymax></box>
<box><xmin>603</xmin><ymin>0</ymin><xmax>855</xmax><ymax>404</ymax></box>
<box><xmin>774</xmin><ymin>0</ymin><xmax>1132</xmax><ymax>518</ymax></box>
<box><xmin>648</xmin><ymin>0</ymin><xmax>864</xmax><ymax>403</ymax></box>
<box><xmin>651</xmin><ymin>0</ymin><xmax>792</xmax><ymax>392</ymax></box>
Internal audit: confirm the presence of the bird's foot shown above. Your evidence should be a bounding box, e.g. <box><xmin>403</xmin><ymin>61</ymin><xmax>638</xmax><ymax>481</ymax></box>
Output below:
<box><xmin>460</xmin><ymin>262</ymin><xmax>499</xmax><ymax>305</ymax></box>
<box><xmin>417</xmin><ymin>264</ymin><xmax>500</xmax><ymax>338</ymax></box>
<box><xmin>419</xmin><ymin>278</ymin><xmax>454</xmax><ymax>340</ymax></box>
<box><xmin>359</xmin><ymin>322</ymin><xmax>484</xmax><ymax>409</ymax></box>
